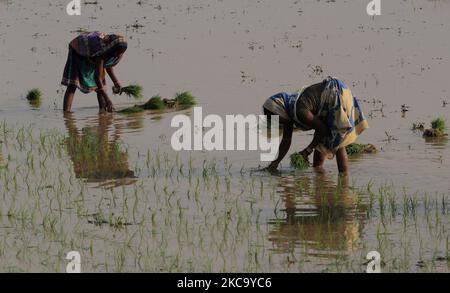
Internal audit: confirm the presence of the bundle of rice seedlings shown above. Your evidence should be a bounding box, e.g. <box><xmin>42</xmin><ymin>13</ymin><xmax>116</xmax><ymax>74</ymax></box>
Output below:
<box><xmin>26</xmin><ymin>88</ymin><xmax>42</xmax><ymax>101</ymax></box>
<box><xmin>424</xmin><ymin>118</ymin><xmax>447</xmax><ymax>137</ymax></box>
<box><xmin>121</xmin><ymin>84</ymin><xmax>143</xmax><ymax>99</ymax></box>
<box><xmin>290</xmin><ymin>153</ymin><xmax>310</xmax><ymax>170</ymax></box>
<box><xmin>143</xmin><ymin>95</ymin><xmax>166</xmax><ymax>110</ymax></box>
<box><xmin>175</xmin><ymin>91</ymin><xmax>197</xmax><ymax>107</ymax></box>
<box><xmin>346</xmin><ymin>143</ymin><xmax>377</xmax><ymax>155</ymax></box>
<box><xmin>431</xmin><ymin>118</ymin><xmax>447</xmax><ymax>133</ymax></box>
<box><xmin>118</xmin><ymin>106</ymin><xmax>144</xmax><ymax>114</ymax></box>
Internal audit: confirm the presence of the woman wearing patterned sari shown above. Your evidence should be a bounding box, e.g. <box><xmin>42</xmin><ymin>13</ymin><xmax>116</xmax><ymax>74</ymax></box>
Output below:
<box><xmin>263</xmin><ymin>77</ymin><xmax>369</xmax><ymax>174</ymax></box>
<box><xmin>61</xmin><ymin>31</ymin><xmax>128</xmax><ymax>113</ymax></box>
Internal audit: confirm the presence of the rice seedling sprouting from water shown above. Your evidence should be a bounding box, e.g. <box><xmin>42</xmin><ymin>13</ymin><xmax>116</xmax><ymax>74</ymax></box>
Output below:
<box><xmin>345</xmin><ymin>143</ymin><xmax>377</xmax><ymax>156</ymax></box>
<box><xmin>175</xmin><ymin>91</ymin><xmax>197</xmax><ymax>107</ymax></box>
<box><xmin>290</xmin><ymin>153</ymin><xmax>310</xmax><ymax>169</ymax></box>
<box><xmin>424</xmin><ymin>117</ymin><xmax>448</xmax><ymax>137</ymax></box>
<box><xmin>26</xmin><ymin>88</ymin><xmax>42</xmax><ymax>102</ymax></box>
<box><xmin>143</xmin><ymin>95</ymin><xmax>166</xmax><ymax>110</ymax></box>
<box><xmin>431</xmin><ymin>118</ymin><xmax>447</xmax><ymax>133</ymax></box>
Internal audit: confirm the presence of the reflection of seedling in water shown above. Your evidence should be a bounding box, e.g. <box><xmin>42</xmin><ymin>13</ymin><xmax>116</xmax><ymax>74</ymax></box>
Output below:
<box><xmin>118</xmin><ymin>106</ymin><xmax>144</xmax><ymax>114</ymax></box>
<box><xmin>120</xmin><ymin>84</ymin><xmax>143</xmax><ymax>99</ymax></box>
<box><xmin>26</xmin><ymin>88</ymin><xmax>42</xmax><ymax>102</ymax></box>
<box><xmin>423</xmin><ymin>117</ymin><xmax>448</xmax><ymax>138</ymax></box>
<box><xmin>346</xmin><ymin>143</ymin><xmax>377</xmax><ymax>156</ymax></box>
<box><xmin>28</xmin><ymin>99</ymin><xmax>42</xmax><ymax>109</ymax></box>
<box><xmin>290</xmin><ymin>153</ymin><xmax>310</xmax><ymax>170</ymax></box>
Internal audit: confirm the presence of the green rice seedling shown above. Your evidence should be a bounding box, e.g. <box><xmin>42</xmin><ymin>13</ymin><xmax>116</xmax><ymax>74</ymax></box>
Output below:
<box><xmin>175</xmin><ymin>91</ymin><xmax>197</xmax><ymax>107</ymax></box>
<box><xmin>121</xmin><ymin>84</ymin><xmax>143</xmax><ymax>99</ymax></box>
<box><xmin>118</xmin><ymin>106</ymin><xmax>144</xmax><ymax>114</ymax></box>
<box><xmin>143</xmin><ymin>95</ymin><xmax>166</xmax><ymax>110</ymax></box>
<box><xmin>26</xmin><ymin>88</ymin><xmax>42</xmax><ymax>101</ymax></box>
<box><xmin>431</xmin><ymin>118</ymin><xmax>447</xmax><ymax>133</ymax></box>
<box><xmin>290</xmin><ymin>153</ymin><xmax>310</xmax><ymax>170</ymax></box>
<box><xmin>345</xmin><ymin>143</ymin><xmax>377</xmax><ymax>155</ymax></box>
<box><xmin>424</xmin><ymin>118</ymin><xmax>448</xmax><ymax>137</ymax></box>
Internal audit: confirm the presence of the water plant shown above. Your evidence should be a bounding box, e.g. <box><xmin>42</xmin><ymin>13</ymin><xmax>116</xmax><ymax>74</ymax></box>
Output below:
<box><xmin>346</xmin><ymin>143</ymin><xmax>377</xmax><ymax>155</ymax></box>
<box><xmin>121</xmin><ymin>84</ymin><xmax>143</xmax><ymax>99</ymax></box>
<box><xmin>143</xmin><ymin>95</ymin><xmax>166</xmax><ymax>110</ymax></box>
<box><xmin>26</xmin><ymin>88</ymin><xmax>42</xmax><ymax>101</ymax></box>
<box><xmin>423</xmin><ymin>118</ymin><xmax>447</xmax><ymax>137</ymax></box>
<box><xmin>290</xmin><ymin>153</ymin><xmax>310</xmax><ymax>169</ymax></box>
<box><xmin>175</xmin><ymin>91</ymin><xmax>197</xmax><ymax>107</ymax></box>
<box><xmin>431</xmin><ymin>118</ymin><xmax>447</xmax><ymax>133</ymax></box>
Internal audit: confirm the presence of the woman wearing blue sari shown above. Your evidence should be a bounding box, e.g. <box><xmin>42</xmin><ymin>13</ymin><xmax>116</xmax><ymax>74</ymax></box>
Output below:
<box><xmin>61</xmin><ymin>32</ymin><xmax>128</xmax><ymax>113</ymax></box>
<box><xmin>263</xmin><ymin>77</ymin><xmax>369</xmax><ymax>174</ymax></box>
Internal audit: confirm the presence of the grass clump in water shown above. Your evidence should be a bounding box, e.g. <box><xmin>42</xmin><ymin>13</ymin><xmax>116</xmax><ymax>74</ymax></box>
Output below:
<box><xmin>346</xmin><ymin>143</ymin><xmax>377</xmax><ymax>155</ymax></box>
<box><xmin>290</xmin><ymin>153</ymin><xmax>310</xmax><ymax>170</ymax></box>
<box><xmin>424</xmin><ymin>118</ymin><xmax>447</xmax><ymax>137</ymax></box>
<box><xmin>26</xmin><ymin>88</ymin><xmax>42</xmax><ymax>101</ymax></box>
<box><xmin>143</xmin><ymin>95</ymin><xmax>166</xmax><ymax>110</ymax></box>
<box><xmin>121</xmin><ymin>84</ymin><xmax>143</xmax><ymax>99</ymax></box>
<box><xmin>431</xmin><ymin>118</ymin><xmax>447</xmax><ymax>133</ymax></box>
<box><xmin>175</xmin><ymin>91</ymin><xmax>197</xmax><ymax>107</ymax></box>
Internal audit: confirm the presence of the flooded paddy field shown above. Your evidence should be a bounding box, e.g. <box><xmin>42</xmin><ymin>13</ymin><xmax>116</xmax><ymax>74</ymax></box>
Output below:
<box><xmin>0</xmin><ymin>0</ymin><xmax>449</xmax><ymax>272</ymax></box>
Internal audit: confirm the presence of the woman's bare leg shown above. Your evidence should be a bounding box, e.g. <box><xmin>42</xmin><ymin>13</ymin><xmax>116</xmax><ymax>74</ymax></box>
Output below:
<box><xmin>97</xmin><ymin>92</ymin><xmax>107</xmax><ymax>112</ymax></box>
<box><xmin>63</xmin><ymin>85</ymin><xmax>77</xmax><ymax>112</ymax></box>
<box><xmin>313</xmin><ymin>149</ymin><xmax>326</xmax><ymax>169</ymax></box>
<box><xmin>336</xmin><ymin>147</ymin><xmax>349</xmax><ymax>174</ymax></box>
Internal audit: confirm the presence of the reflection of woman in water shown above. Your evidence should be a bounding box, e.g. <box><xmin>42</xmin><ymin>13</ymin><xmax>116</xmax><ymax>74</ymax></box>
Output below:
<box><xmin>61</xmin><ymin>32</ymin><xmax>128</xmax><ymax>113</ymax></box>
<box><xmin>64</xmin><ymin>113</ymin><xmax>135</xmax><ymax>185</ymax></box>
<box><xmin>268</xmin><ymin>173</ymin><xmax>367</xmax><ymax>258</ymax></box>
<box><xmin>263</xmin><ymin>77</ymin><xmax>369</xmax><ymax>173</ymax></box>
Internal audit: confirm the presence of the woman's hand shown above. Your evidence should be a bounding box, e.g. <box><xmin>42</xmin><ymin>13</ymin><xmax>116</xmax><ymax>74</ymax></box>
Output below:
<box><xmin>112</xmin><ymin>83</ymin><xmax>122</xmax><ymax>95</ymax></box>
<box><xmin>266</xmin><ymin>161</ymin><xmax>280</xmax><ymax>171</ymax></box>
<box><xmin>300</xmin><ymin>147</ymin><xmax>313</xmax><ymax>160</ymax></box>
<box><xmin>104</xmin><ymin>96</ymin><xmax>116</xmax><ymax>112</ymax></box>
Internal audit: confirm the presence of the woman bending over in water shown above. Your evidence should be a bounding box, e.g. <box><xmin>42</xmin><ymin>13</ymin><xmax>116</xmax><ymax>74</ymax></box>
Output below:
<box><xmin>61</xmin><ymin>31</ymin><xmax>128</xmax><ymax>113</ymax></box>
<box><xmin>263</xmin><ymin>77</ymin><xmax>369</xmax><ymax>174</ymax></box>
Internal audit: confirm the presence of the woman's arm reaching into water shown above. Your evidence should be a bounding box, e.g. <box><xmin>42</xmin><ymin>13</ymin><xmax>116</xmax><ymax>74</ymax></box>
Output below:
<box><xmin>267</xmin><ymin>123</ymin><xmax>293</xmax><ymax>170</ymax></box>
<box><xmin>106</xmin><ymin>67</ymin><xmax>122</xmax><ymax>94</ymax></box>
<box><xmin>300</xmin><ymin>110</ymin><xmax>329</xmax><ymax>158</ymax></box>
<box><xmin>94</xmin><ymin>58</ymin><xmax>115</xmax><ymax>112</ymax></box>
